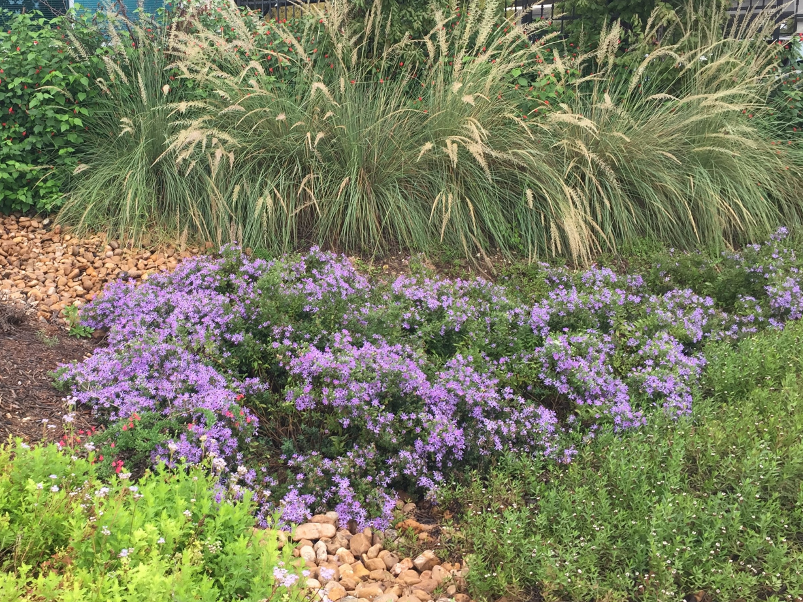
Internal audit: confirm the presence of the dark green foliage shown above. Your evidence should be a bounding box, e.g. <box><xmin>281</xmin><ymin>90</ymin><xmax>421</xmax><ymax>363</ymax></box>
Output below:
<box><xmin>556</xmin><ymin>0</ymin><xmax>707</xmax><ymax>43</ymax></box>
<box><xmin>350</xmin><ymin>0</ymin><xmax>451</xmax><ymax>45</ymax></box>
<box><xmin>645</xmin><ymin>234</ymin><xmax>802</xmax><ymax>312</ymax></box>
<box><xmin>0</xmin><ymin>11</ymin><xmax>103</xmax><ymax>213</ymax></box>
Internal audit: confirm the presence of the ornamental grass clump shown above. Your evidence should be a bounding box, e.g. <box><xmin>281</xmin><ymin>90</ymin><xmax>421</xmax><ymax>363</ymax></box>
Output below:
<box><xmin>57</xmin><ymin>12</ymin><xmax>201</xmax><ymax>246</ymax></box>
<box><xmin>59</xmin><ymin>0</ymin><xmax>802</xmax><ymax>261</ymax></box>
<box><xmin>56</xmin><ymin>229</ymin><xmax>802</xmax><ymax>529</ymax></box>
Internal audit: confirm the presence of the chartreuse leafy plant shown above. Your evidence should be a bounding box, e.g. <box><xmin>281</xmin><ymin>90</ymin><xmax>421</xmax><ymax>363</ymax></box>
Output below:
<box><xmin>0</xmin><ymin>10</ymin><xmax>103</xmax><ymax>213</ymax></box>
<box><xmin>446</xmin><ymin>323</ymin><xmax>803</xmax><ymax>602</ymax></box>
<box><xmin>0</xmin><ymin>440</ymin><xmax>306</xmax><ymax>601</ymax></box>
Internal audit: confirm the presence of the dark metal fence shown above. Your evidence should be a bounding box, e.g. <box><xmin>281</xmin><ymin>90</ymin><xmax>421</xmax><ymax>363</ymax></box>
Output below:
<box><xmin>234</xmin><ymin>0</ymin><xmax>322</xmax><ymax>20</ymax></box>
<box><xmin>2</xmin><ymin>0</ymin><xmax>801</xmax><ymax>37</ymax></box>
<box><xmin>511</xmin><ymin>0</ymin><xmax>803</xmax><ymax>40</ymax></box>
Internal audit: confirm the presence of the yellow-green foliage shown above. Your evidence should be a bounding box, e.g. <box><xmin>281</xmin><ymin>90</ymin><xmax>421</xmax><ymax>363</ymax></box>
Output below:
<box><xmin>0</xmin><ymin>442</ymin><xmax>302</xmax><ymax>601</ymax></box>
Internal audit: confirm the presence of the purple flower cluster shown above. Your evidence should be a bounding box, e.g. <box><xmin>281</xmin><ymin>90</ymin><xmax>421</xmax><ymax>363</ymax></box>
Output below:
<box><xmin>58</xmin><ymin>232</ymin><xmax>801</xmax><ymax>529</ymax></box>
<box><xmin>281</xmin><ymin>337</ymin><xmax>563</xmax><ymax>526</ymax></box>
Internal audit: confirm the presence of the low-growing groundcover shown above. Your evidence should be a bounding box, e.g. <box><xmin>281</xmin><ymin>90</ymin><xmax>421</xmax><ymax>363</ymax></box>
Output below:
<box><xmin>54</xmin><ymin>228</ymin><xmax>802</xmax><ymax>536</ymax></box>
<box><xmin>0</xmin><ymin>443</ymin><xmax>307</xmax><ymax>601</ymax></box>
<box><xmin>446</xmin><ymin>324</ymin><xmax>803</xmax><ymax>602</ymax></box>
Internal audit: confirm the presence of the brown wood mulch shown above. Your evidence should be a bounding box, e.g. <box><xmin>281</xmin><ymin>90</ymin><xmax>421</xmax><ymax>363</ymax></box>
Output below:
<box><xmin>0</xmin><ymin>301</ymin><xmax>100</xmax><ymax>444</ymax></box>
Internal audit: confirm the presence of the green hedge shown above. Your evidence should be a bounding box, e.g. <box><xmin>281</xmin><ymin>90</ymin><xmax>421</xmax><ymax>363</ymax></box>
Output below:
<box><xmin>0</xmin><ymin>10</ymin><xmax>103</xmax><ymax>213</ymax></box>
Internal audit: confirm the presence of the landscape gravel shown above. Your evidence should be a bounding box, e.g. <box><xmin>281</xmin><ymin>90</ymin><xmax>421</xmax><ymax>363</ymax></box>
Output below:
<box><xmin>285</xmin><ymin>509</ymin><xmax>470</xmax><ymax>602</ymax></box>
<box><xmin>0</xmin><ymin>214</ymin><xmax>202</xmax><ymax>323</ymax></box>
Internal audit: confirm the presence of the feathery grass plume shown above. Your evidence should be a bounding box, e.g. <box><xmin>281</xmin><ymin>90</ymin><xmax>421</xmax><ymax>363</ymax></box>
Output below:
<box><xmin>58</xmin><ymin>9</ymin><xmax>193</xmax><ymax>246</ymax></box>
<box><xmin>59</xmin><ymin>0</ymin><xmax>801</xmax><ymax>261</ymax></box>
<box><xmin>531</xmin><ymin>0</ymin><xmax>802</xmax><ymax>256</ymax></box>
<box><xmin>143</xmin><ymin>0</ymin><xmax>564</xmax><ymax>257</ymax></box>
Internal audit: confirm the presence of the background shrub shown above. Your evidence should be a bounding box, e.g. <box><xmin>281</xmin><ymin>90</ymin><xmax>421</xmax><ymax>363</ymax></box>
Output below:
<box><xmin>0</xmin><ymin>11</ymin><xmax>102</xmax><ymax>213</ymax></box>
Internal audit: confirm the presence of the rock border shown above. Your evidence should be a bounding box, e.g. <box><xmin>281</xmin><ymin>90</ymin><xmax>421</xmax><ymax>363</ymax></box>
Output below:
<box><xmin>284</xmin><ymin>513</ymin><xmax>470</xmax><ymax>602</ymax></box>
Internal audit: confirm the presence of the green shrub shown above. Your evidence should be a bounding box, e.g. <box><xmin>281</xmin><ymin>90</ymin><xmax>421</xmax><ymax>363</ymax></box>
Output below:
<box><xmin>0</xmin><ymin>11</ymin><xmax>103</xmax><ymax>214</ymax></box>
<box><xmin>766</xmin><ymin>39</ymin><xmax>803</xmax><ymax>140</ymax></box>
<box><xmin>0</xmin><ymin>440</ymin><xmax>304</xmax><ymax>601</ymax></box>
<box><xmin>444</xmin><ymin>323</ymin><xmax>803</xmax><ymax>602</ymax></box>
<box><xmin>703</xmin><ymin>319</ymin><xmax>803</xmax><ymax>404</ymax></box>
<box><xmin>644</xmin><ymin>229</ymin><xmax>803</xmax><ymax>312</ymax></box>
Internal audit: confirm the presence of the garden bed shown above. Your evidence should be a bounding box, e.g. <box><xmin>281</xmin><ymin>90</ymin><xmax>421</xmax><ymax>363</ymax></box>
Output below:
<box><xmin>51</xmin><ymin>228</ymin><xmax>802</xmax><ymax>527</ymax></box>
<box><xmin>0</xmin><ymin>228</ymin><xmax>801</xmax><ymax>602</ymax></box>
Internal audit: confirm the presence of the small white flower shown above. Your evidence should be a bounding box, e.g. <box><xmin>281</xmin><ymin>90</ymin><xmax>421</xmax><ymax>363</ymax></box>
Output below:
<box><xmin>119</xmin><ymin>473</ymin><xmax>131</xmax><ymax>480</ymax></box>
<box><xmin>36</xmin><ymin>482</ymin><xmax>44</xmax><ymax>490</ymax></box>
<box><xmin>157</xmin><ymin>537</ymin><xmax>165</xmax><ymax>544</ymax></box>
<box><xmin>129</xmin><ymin>486</ymin><xmax>139</xmax><ymax>493</ymax></box>
<box><xmin>63</xmin><ymin>413</ymin><xmax>75</xmax><ymax>423</ymax></box>
<box><xmin>50</xmin><ymin>485</ymin><xmax>59</xmax><ymax>493</ymax></box>
<box><xmin>167</xmin><ymin>442</ymin><xmax>178</xmax><ymax>453</ymax></box>
<box><xmin>183</xmin><ymin>510</ymin><xmax>192</xmax><ymax>519</ymax></box>
<box><xmin>49</xmin><ymin>474</ymin><xmax>58</xmax><ymax>479</ymax></box>
<box><xmin>101</xmin><ymin>526</ymin><xmax>111</xmax><ymax>536</ymax></box>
